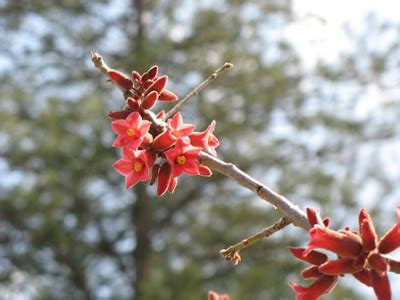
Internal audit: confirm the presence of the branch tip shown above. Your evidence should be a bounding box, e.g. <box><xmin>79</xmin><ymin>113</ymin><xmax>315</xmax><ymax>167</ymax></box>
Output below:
<box><xmin>164</xmin><ymin>62</ymin><xmax>234</xmax><ymax>119</ymax></box>
<box><xmin>220</xmin><ymin>217</ymin><xmax>292</xmax><ymax>264</ymax></box>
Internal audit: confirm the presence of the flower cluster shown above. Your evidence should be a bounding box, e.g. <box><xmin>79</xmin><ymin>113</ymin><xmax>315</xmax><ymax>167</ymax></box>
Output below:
<box><xmin>108</xmin><ymin>66</ymin><xmax>219</xmax><ymax>196</ymax></box>
<box><xmin>289</xmin><ymin>207</ymin><xmax>400</xmax><ymax>300</ymax></box>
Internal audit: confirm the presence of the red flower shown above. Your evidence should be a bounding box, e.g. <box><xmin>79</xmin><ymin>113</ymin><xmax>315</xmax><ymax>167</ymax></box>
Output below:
<box><xmin>289</xmin><ymin>207</ymin><xmax>400</xmax><ymax>300</ymax></box>
<box><xmin>208</xmin><ymin>290</ymin><xmax>231</xmax><ymax>300</ymax></box>
<box><xmin>111</xmin><ymin>112</ymin><xmax>152</xmax><ymax>150</ymax></box>
<box><xmin>153</xmin><ymin>113</ymin><xmax>195</xmax><ymax>150</ymax></box>
<box><xmin>113</xmin><ymin>149</ymin><xmax>150</xmax><ymax>189</ymax></box>
<box><xmin>164</xmin><ymin>139</ymin><xmax>210</xmax><ymax>177</ymax></box>
<box><xmin>189</xmin><ymin>120</ymin><xmax>219</xmax><ymax>156</ymax></box>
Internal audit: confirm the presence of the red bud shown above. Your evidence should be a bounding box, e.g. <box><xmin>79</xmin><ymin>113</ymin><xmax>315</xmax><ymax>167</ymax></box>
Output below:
<box><xmin>108</xmin><ymin>70</ymin><xmax>133</xmax><ymax>90</ymax></box>
<box><xmin>159</xmin><ymin>89</ymin><xmax>178</xmax><ymax>101</ymax></box>
<box><xmin>150</xmin><ymin>164</ymin><xmax>160</xmax><ymax>186</ymax></box>
<box><xmin>157</xmin><ymin>162</ymin><xmax>172</xmax><ymax>196</ymax></box>
<box><xmin>146</xmin><ymin>65</ymin><xmax>159</xmax><ymax>80</ymax></box>
<box><xmin>141</xmin><ymin>91</ymin><xmax>159</xmax><ymax>110</ymax></box>
<box><xmin>146</xmin><ymin>75</ymin><xmax>168</xmax><ymax>94</ymax></box>
<box><xmin>132</xmin><ymin>71</ymin><xmax>142</xmax><ymax>84</ymax></box>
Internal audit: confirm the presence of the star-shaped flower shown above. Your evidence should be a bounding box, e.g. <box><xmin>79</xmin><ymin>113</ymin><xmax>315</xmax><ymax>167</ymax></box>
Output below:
<box><xmin>189</xmin><ymin>120</ymin><xmax>219</xmax><ymax>156</ymax></box>
<box><xmin>111</xmin><ymin>111</ymin><xmax>152</xmax><ymax>150</ymax></box>
<box><xmin>152</xmin><ymin>113</ymin><xmax>195</xmax><ymax>150</ymax></box>
<box><xmin>113</xmin><ymin>149</ymin><xmax>151</xmax><ymax>189</ymax></box>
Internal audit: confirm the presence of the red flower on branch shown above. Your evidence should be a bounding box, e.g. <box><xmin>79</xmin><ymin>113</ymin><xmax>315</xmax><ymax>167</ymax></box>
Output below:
<box><xmin>113</xmin><ymin>149</ymin><xmax>151</xmax><ymax>189</ymax></box>
<box><xmin>153</xmin><ymin>112</ymin><xmax>195</xmax><ymax>150</ymax></box>
<box><xmin>107</xmin><ymin>64</ymin><xmax>219</xmax><ymax>195</ymax></box>
<box><xmin>111</xmin><ymin>112</ymin><xmax>152</xmax><ymax>150</ymax></box>
<box><xmin>189</xmin><ymin>120</ymin><xmax>219</xmax><ymax>156</ymax></box>
<box><xmin>289</xmin><ymin>207</ymin><xmax>400</xmax><ymax>300</ymax></box>
<box><xmin>164</xmin><ymin>139</ymin><xmax>206</xmax><ymax>177</ymax></box>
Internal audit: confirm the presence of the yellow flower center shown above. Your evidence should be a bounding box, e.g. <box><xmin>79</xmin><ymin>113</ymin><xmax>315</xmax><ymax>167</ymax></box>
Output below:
<box><xmin>176</xmin><ymin>155</ymin><xmax>186</xmax><ymax>165</ymax></box>
<box><xmin>126</xmin><ymin>128</ymin><xmax>136</xmax><ymax>137</ymax></box>
<box><xmin>208</xmin><ymin>135</ymin><xmax>214</xmax><ymax>142</ymax></box>
<box><xmin>134</xmin><ymin>162</ymin><xmax>143</xmax><ymax>172</ymax></box>
<box><xmin>172</xmin><ymin>130</ymin><xmax>181</xmax><ymax>138</ymax></box>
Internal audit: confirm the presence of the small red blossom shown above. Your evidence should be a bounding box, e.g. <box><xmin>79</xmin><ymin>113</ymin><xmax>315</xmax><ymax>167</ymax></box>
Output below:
<box><xmin>208</xmin><ymin>290</ymin><xmax>231</xmax><ymax>300</ymax></box>
<box><xmin>289</xmin><ymin>207</ymin><xmax>400</xmax><ymax>300</ymax></box>
<box><xmin>153</xmin><ymin>112</ymin><xmax>195</xmax><ymax>150</ymax></box>
<box><xmin>189</xmin><ymin>120</ymin><xmax>219</xmax><ymax>156</ymax></box>
<box><xmin>113</xmin><ymin>149</ymin><xmax>150</xmax><ymax>189</ymax></box>
<box><xmin>164</xmin><ymin>139</ymin><xmax>206</xmax><ymax>177</ymax></box>
<box><xmin>111</xmin><ymin>112</ymin><xmax>152</xmax><ymax>150</ymax></box>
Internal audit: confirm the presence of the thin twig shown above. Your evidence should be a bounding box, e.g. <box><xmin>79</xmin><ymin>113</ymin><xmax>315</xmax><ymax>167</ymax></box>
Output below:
<box><xmin>91</xmin><ymin>51</ymin><xmax>112</xmax><ymax>75</ymax></box>
<box><xmin>164</xmin><ymin>63</ymin><xmax>233</xmax><ymax>119</ymax></box>
<box><xmin>91</xmin><ymin>51</ymin><xmax>133</xmax><ymax>98</ymax></box>
<box><xmin>199</xmin><ymin>152</ymin><xmax>310</xmax><ymax>230</ymax></box>
<box><xmin>220</xmin><ymin>217</ymin><xmax>292</xmax><ymax>262</ymax></box>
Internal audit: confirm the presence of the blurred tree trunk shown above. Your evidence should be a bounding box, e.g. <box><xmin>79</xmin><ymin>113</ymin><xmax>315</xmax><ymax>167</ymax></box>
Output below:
<box><xmin>132</xmin><ymin>185</ymin><xmax>154</xmax><ymax>299</ymax></box>
<box><xmin>131</xmin><ymin>1</ymin><xmax>152</xmax><ymax>298</ymax></box>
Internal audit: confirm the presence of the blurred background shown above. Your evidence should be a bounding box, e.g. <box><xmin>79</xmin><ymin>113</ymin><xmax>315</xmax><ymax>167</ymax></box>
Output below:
<box><xmin>1</xmin><ymin>0</ymin><xmax>400</xmax><ymax>299</ymax></box>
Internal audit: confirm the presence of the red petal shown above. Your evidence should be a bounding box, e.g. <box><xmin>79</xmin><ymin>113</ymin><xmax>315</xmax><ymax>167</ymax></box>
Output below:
<box><xmin>121</xmin><ymin>148</ymin><xmax>135</xmax><ymax>161</ymax></box>
<box><xmin>108</xmin><ymin>110</ymin><xmax>131</xmax><ymax>120</ymax></box>
<box><xmin>168</xmin><ymin>176</ymin><xmax>178</xmax><ymax>194</ymax></box>
<box><xmin>353</xmin><ymin>269</ymin><xmax>372</xmax><ymax>287</ymax></box>
<box><xmin>141</xmin><ymin>91</ymin><xmax>159</xmax><ymax>110</ymax></box>
<box><xmin>152</xmin><ymin>130</ymin><xmax>175</xmax><ymax>150</ymax></box>
<box><xmin>370</xmin><ymin>270</ymin><xmax>391</xmax><ymax>300</ymax></box>
<box><xmin>359</xmin><ymin>209</ymin><xmax>378</xmax><ymax>251</ymax></box>
<box><xmin>322</xmin><ymin>218</ymin><xmax>330</xmax><ymax>227</ymax></box>
<box><xmin>306</xmin><ymin>207</ymin><xmax>326</xmax><ymax>227</ymax></box>
<box><xmin>159</xmin><ymin>89</ymin><xmax>178</xmax><ymax>101</ymax></box>
<box><xmin>156</xmin><ymin>110</ymin><xmax>165</xmax><ymax>119</ymax></box>
<box><xmin>111</xmin><ymin>120</ymin><xmax>129</xmax><ymax>135</ymax></box>
<box><xmin>125</xmin><ymin>172</ymin><xmax>141</xmax><ymax>189</ymax></box>
<box><xmin>144</xmin><ymin>149</ymin><xmax>156</xmax><ymax>167</ymax></box>
<box><xmin>318</xmin><ymin>258</ymin><xmax>361</xmax><ymax>275</ymax></box>
<box><xmin>113</xmin><ymin>159</ymin><xmax>133</xmax><ymax>175</ymax></box>
<box><xmin>388</xmin><ymin>258</ymin><xmax>400</xmax><ymax>273</ymax></box>
<box><xmin>146</xmin><ymin>75</ymin><xmax>168</xmax><ymax>94</ymax></box>
<box><xmin>306</xmin><ymin>225</ymin><xmax>363</xmax><ymax>258</ymax></box>
<box><xmin>146</xmin><ymin>65</ymin><xmax>159</xmax><ymax>80</ymax></box>
<box><xmin>301</xmin><ymin>266</ymin><xmax>323</xmax><ymax>279</ymax></box>
<box><xmin>108</xmin><ymin>70</ymin><xmax>133</xmax><ymax>90</ymax></box>
<box><xmin>157</xmin><ymin>162</ymin><xmax>172</xmax><ymax>196</ymax></box>
<box><xmin>288</xmin><ymin>247</ymin><xmax>328</xmax><ymax>265</ymax></box>
<box><xmin>368</xmin><ymin>253</ymin><xmax>389</xmax><ymax>274</ymax></box>
<box><xmin>289</xmin><ymin>275</ymin><xmax>338</xmax><ymax>300</ymax></box>
<box><xmin>169</xmin><ymin>112</ymin><xmax>183</xmax><ymax>129</ymax></box>
<box><xmin>378</xmin><ymin>207</ymin><xmax>400</xmax><ymax>254</ymax></box>
<box><xmin>149</xmin><ymin>164</ymin><xmax>160</xmax><ymax>186</ymax></box>
<box><xmin>176</xmin><ymin>124</ymin><xmax>195</xmax><ymax>136</ymax></box>
<box><xmin>132</xmin><ymin>71</ymin><xmax>142</xmax><ymax>84</ymax></box>
<box><xmin>181</xmin><ymin>159</ymin><xmax>200</xmax><ymax>175</ymax></box>
<box><xmin>127</xmin><ymin>98</ymin><xmax>140</xmax><ymax>110</ymax></box>
<box><xmin>199</xmin><ymin>164</ymin><xmax>212</xmax><ymax>177</ymax></box>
